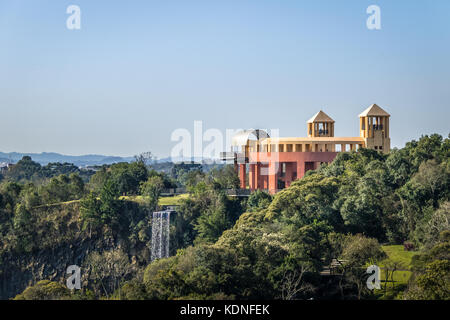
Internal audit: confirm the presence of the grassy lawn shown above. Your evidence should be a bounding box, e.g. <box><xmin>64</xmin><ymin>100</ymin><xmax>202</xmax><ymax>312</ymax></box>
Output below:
<box><xmin>120</xmin><ymin>195</ymin><xmax>145</xmax><ymax>203</ymax></box>
<box><xmin>374</xmin><ymin>245</ymin><xmax>418</xmax><ymax>299</ymax></box>
<box><xmin>120</xmin><ymin>193</ymin><xmax>189</xmax><ymax>206</ymax></box>
<box><xmin>379</xmin><ymin>245</ymin><xmax>416</xmax><ymax>284</ymax></box>
<box><xmin>32</xmin><ymin>199</ymin><xmax>81</xmax><ymax>209</ymax></box>
<box><xmin>158</xmin><ymin>193</ymin><xmax>189</xmax><ymax>206</ymax></box>
<box><xmin>381</xmin><ymin>245</ymin><xmax>416</xmax><ymax>268</ymax></box>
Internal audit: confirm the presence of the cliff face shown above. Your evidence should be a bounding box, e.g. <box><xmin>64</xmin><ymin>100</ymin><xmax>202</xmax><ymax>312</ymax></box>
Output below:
<box><xmin>0</xmin><ymin>201</ymin><xmax>152</xmax><ymax>300</ymax></box>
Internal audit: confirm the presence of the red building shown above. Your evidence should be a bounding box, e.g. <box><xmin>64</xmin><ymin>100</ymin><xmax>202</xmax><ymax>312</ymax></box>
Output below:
<box><xmin>222</xmin><ymin>104</ymin><xmax>391</xmax><ymax>194</ymax></box>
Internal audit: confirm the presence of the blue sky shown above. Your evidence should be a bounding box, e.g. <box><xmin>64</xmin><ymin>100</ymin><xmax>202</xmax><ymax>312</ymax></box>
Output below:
<box><xmin>0</xmin><ymin>0</ymin><xmax>449</xmax><ymax>158</ymax></box>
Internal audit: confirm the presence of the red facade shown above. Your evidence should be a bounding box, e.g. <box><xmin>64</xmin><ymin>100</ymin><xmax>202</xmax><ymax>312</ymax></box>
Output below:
<box><xmin>240</xmin><ymin>151</ymin><xmax>338</xmax><ymax>194</ymax></box>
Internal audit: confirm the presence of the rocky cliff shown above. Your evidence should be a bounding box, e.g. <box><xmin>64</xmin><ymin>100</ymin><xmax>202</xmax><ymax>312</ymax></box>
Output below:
<box><xmin>0</xmin><ymin>201</ymin><xmax>152</xmax><ymax>299</ymax></box>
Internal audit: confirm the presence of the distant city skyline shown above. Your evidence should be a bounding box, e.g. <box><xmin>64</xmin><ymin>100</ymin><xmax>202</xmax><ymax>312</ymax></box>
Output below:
<box><xmin>0</xmin><ymin>0</ymin><xmax>449</xmax><ymax>158</ymax></box>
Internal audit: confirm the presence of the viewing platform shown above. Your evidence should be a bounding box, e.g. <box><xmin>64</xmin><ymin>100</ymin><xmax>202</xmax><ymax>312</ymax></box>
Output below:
<box><xmin>222</xmin><ymin>104</ymin><xmax>391</xmax><ymax>194</ymax></box>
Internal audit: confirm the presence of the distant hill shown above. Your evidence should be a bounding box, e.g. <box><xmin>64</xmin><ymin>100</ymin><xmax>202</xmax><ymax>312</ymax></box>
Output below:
<box><xmin>157</xmin><ymin>156</ymin><xmax>221</xmax><ymax>164</ymax></box>
<box><xmin>0</xmin><ymin>152</ymin><xmax>224</xmax><ymax>168</ymax></box>
<box><xmin>0</xmin><ymin>152</ymin><xmax>135</xmax><ymax>167</ymax></box>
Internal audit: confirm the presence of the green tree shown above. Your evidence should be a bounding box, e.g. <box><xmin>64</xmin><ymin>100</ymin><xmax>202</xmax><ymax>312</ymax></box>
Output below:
<box><xmin>85</xmin><ymin>249</ymin><xmax>133</xmax><ymax>299</ymax></box>
<box><xmin>117</xmin><ymin>280</ymin><xmax>148</xmax><ymax>300</ymax></box>
<box><xmin>247</xmin><ymin>190</ymin><xmax>272</xmax><ymax>211</ymax></box>
<box><xmin>40</xmin><ymin>162</ymin><xmax>80</xmax><ymax>179</ymax></box>
<box><xmin>194</xmin><ymin>205</ymin><xmax>228</xmax><ymax>244</ymax></box>
<box><xmin>14</xmin><ymin>280</ymin><xmax>71</xmax><ymax>300</ymax></box>
<box><xmin>267</xmin><ymin>174</ymin><xmax>342</xmax><ymax>230</ymax></box>
<box><xmin>6</xmin><ymin>156</ymin><xmax>42</xmax><ymax>182</ymax></box>
<box><xmin>80</xmin><ymin>192</ymin><xmax>102</xmax><ymax>236</ymax></box>
<box><xmin>69</xmin><ymin>173</ymin><xmax>85</xmax><ymax>199</ymax></box>
<box><xmin>334</xmin><ymin>234</ymin><xmax>386</xmax><ymax>299</ymax></box>
<box><xmin>88</xmin><ymin>166</ymin><xmax>110</xmax><ymax>193</ymax></box>
<box><xmin>12</xmin><ymin>204</ymin><xmax>34</xmax><ymax>252</ymax></box>
<box><xmin>410</xmin><ymin>260</ymin><xmax>450</xmax><ymax>300</ymax></box>
<box><xmin>140</xmin><ymin>175</ymin><xmax>164</xmax><ymax>211</ymax></box>
<box><xmin>406</xmin><ymin>232</ymin><xmax>450</xmax><ymax>299</ymax></box>
<box><xmin>209</xmin><ymin>165</ymin><xmax>240</xmax><ymax>190</ymax></box>
<box><xmin>19</xmin><ymin>183</ymin><xmax>41</xmax><ymax>209</ymax></box>
<box><xmin>99</xmin><ymin>178</ymin><xmax>123</xmax><ymax>231</ymax></box>
<box><xmin>109</xmin><ymin>161</ymin><xmax>149</xmax><ymax>195</ymax></box>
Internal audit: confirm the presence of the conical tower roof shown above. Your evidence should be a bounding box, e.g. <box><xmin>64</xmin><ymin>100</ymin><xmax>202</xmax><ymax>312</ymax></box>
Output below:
<box><xmin>359</xmin><ymin>104</ymin><xmax>390</xmax><ymax>117</ymax></box>
<box><xmin>307</xmin><ymin>110</ymin><xmax>335</xmax><ymax>123</ymax></box>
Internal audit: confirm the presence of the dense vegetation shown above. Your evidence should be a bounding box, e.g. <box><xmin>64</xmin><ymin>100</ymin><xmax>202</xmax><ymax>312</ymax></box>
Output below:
<box><xmin>1</xmin><ymin>134</ymin><xmax>448</xmax><ymax>300</ymax></box>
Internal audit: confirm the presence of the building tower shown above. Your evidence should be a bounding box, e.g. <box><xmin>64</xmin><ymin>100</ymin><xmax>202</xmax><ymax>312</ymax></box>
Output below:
<box><xmin>307</xmin><ymin>110</ymin><xmax>335</xmax><ymax>137</ymax></box>
<box><xmin>359</xmin><ymin>104</ymin><xmax>391</xmax><ymax>153</ymax></box>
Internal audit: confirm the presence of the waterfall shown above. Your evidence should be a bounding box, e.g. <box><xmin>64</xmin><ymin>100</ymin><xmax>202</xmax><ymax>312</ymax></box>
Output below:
<box><xmin>151</xmin><ymin>211</ymin><xmax>171</xmax><ymax>261</ymax></box>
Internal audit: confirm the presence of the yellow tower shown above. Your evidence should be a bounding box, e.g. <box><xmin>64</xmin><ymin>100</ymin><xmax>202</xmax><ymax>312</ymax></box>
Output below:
<box><xmin>359</xmin><ymin>104</ymin><xmax>391</xmax><ymax>153</ymax></box>
<box><xmin>307</xmin><ymin>110</ymin><xmax>335</xmax><ymax>138</ymax></box>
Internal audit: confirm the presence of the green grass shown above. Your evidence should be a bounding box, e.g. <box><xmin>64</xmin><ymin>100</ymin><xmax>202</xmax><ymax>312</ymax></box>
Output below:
<box><xmin>120</xmin><ymin>193</ymin><xmax>189</xmax><ymax>206</ymax></box>
<box><xmin>32</xmin><ymin>199</ymin><xmax>81</xmax><ymax>209</ymax></box>
<box><xmin>381</xmin><ymin>245</ymin><xmax>416</xmax><ymax>268</ymax></box>
<box><xmin>158</xmin><ymin>193</ymin><xmax>189</xmax><ymax>206</ymax></box>
<box><xmin>119</xmin><ymin>195</ymin><xmax>144</xmax><ymax>203</ymax></box>
<box><xmin>379</xmin><ymin>245</ymin><xmax>416</xmax><ymax>285</ymax></box>
<box><xmin>373</xmin><ymin>245</ymin><xmax>418</xmax><ymax>299</ymax></box>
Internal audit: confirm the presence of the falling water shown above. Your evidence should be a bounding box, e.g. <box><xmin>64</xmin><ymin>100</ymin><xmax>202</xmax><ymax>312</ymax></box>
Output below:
<box><xmin>151</xmin><ymin>211</ymin><xmax>171</xmax><ymax>261</ymax></box>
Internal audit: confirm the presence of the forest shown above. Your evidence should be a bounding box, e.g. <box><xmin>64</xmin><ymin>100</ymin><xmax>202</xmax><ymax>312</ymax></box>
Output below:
<box><xmin>0</xmin><ymin>133</ymin><xmax>448</xmax><ymax>300</ymax></box>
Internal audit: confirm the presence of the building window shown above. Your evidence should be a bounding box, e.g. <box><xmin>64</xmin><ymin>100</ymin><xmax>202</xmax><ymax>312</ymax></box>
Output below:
<box><xmin>280</xmin><ymin>163</ymin><xmax>286</xmax><ymax>177</ymax></box>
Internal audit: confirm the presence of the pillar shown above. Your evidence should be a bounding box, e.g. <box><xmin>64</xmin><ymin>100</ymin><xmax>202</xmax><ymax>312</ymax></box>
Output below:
<box><xmin>259</xmin><ymin>164</ymin><xmax>268</xmax><ymax>189</ymax></box>
<box><xmin>249</xmin><ymin>164</ymin><xmax>256</xmax><ymax>190</ymax></box>
<box><xmin>365</xmin><ymin>117</ymin><xmax>369</xmax><ymax>138</ymax></box>
<box><xmin>296</xmin><ymin>160</ymin><xmax>305</xmax><ymax>180</ymax></box>
<box><xmin>385</xmin><ymin>117</ymin><xmax>389</xmax><ymax>138</ymax></box>
<box><xmin>268</xmin><ymin>161</ymin><xmax>278</xmax><ymax>194</ymax></box>
<box><xmin>239</xmin><ymin>163</ymin><xmax>246</xmax><ymax>189</ymax></box>
<box><xmin>254</xmin><ymin>163</ymin><xmax>260</xmax><ymax>190</ymax></box>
